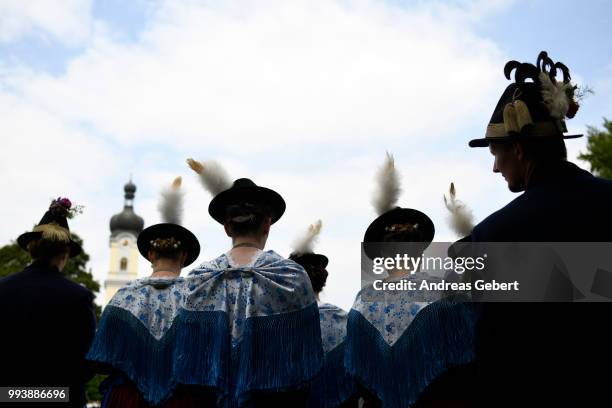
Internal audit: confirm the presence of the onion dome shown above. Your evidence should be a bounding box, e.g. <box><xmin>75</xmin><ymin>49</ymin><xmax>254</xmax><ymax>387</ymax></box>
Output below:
<box><xmin>110</xmin><ymin>179</ymin><xmax>144</xmax><ymax>237</ymax></box>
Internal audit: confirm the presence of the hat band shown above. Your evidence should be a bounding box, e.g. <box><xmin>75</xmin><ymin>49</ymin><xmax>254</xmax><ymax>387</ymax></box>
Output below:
<box><xmin>485</xmin><ymin>121</ymin><xmax>563</xmax><ymax>140</ymax></box>
<box><xmin>32</xmin><ymin>223</ymin><xmax>71</xmax><ymax>242</ymax></box>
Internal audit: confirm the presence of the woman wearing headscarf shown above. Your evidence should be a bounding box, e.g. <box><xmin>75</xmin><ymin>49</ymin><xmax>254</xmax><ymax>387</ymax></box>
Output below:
<box><xmin>87</xmin><ymin>177</ymin><xmax>210</xmax><ymax>407</ymax></box>
<box><xmin>185</xmin><ymin>159</ymin><xmax>323</xmax><ymax>407</ymax></box>
<box><xmin>344</xmin><ymin>154</ymin><xmax>477</xmax><ymax>408</ymax></box>
<box><xmin>289</xmin><ymin>221</ymin><xmax>358</xmax><ymax>408</ymax></box>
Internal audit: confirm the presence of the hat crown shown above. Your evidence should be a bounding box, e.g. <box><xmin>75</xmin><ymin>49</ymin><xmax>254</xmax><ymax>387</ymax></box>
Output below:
<box><xmin>491</xmin><ymin>51</ymin><xmax>576</xmax><ymax>126</ymax></box>
<box><xmin>490</xmin><ymin>82</ymin><xmax>552</xmax><ymax>124</ymax></box>
<box><xmin>37</xmin><ymin>197</ymin><xmax>74</xmax><ymax>230</ymax></box>
<box><xmin>232</xmin><ymin>178</ymin><xmax>257</xmax><ymax>189</ymax></box>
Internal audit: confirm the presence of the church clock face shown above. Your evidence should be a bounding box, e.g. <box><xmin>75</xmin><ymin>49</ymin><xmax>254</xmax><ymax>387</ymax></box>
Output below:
<box><xmin>114</xmin><ymin>233</ymin><xmax>136</xmax><ymax>275</ymax></box>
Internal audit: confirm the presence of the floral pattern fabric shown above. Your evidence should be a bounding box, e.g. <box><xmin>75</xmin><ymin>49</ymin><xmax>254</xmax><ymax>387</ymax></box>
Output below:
<box><xmin>108</xmin><ymin>250</ymin><xmax>316</xmax><ymax>345</ymax></box>
<box><xmin>351</xmin><ymin>273</ymin><xmax>444</xmax><ymax>346</ymax></box>
<box><xmin>318</xmin><ymin>302</ymin><xmax>348</xmax><ymax>354</ymax></box>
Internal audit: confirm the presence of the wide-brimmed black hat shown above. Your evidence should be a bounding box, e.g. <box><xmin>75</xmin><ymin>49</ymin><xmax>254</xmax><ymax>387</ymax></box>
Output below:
<box><xmin>469</xmin><ymin>51</ymin><xmax>583</xmax><ymax>148</ymax></box>
<box><xmin>18</xmin><ymin>198</ymin><xmax>82</xmax><ymax>258</ymax></box>
<box><xmin>289</xmin><ymin>252</ymin><xmax>329</xmax><ymax>269</ymax></box>
<box><xmin>137</xmin><ymin>223</ymin><xmax>200</xmax><ymax>267</ymax></box>
<box><xmin>363</xmin><ymin>207</ymin><xmax>435</xmax><ymax>259</ymax></box>
<box><xmin>208</xmin><ymin>178</ymin><xmax>286</xmax><ymax>225</ymax></box>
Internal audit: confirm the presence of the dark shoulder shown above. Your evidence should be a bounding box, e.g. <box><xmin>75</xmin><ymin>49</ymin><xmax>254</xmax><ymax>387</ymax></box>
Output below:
<box><xmin>472</xmin><ymin>194</ymin><xmax>529</xmax><ymax>240</ymax></box>
<box><xmin>0</xmin><ymin>265</ymin><xmax>93</xmax><ymax>302</ymax></box>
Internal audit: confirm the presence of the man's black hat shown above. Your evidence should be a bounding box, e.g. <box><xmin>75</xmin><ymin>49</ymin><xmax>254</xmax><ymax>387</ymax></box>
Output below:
<box><xmin>137</xmin><ymin>223</ymin><xmax>201</xmax><ymax>267</ymax></box>
<box><xmin>469</xmin><ymin>51</ymin><xmax>583</xmax><ymax>148</ymax></box>
<box><xmin>17</xmin><ymin>198</ymin><xmax>82</xmax><ymax>257</ymax></box>
<box><xmin>208</xmin><ymin>178</ymin><xmax>286</xmax><ymax>225</ymax></box>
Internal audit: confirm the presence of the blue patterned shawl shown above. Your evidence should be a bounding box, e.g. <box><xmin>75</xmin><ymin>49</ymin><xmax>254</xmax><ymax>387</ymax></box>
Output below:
<box><xmin>344</xmin><ymin>273</ymin><xmax>476</xmax><ymax>408</ymax></box>
<box><xmin>308</xmin><ymin>303</ymin><xmax>357</xmax><ymax>408</ymax></box>
<box><xmin>87</xmin><ymin>250</ymin><xmax>323</xmax><ymax>407</ymax></box>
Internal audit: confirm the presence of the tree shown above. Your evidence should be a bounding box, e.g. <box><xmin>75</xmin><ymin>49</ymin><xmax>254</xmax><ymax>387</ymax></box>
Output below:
<box><xmin>0</xmin><ymin>233</ymin><xmax>106</xmax><ymax>402</ymax></box>
<box><xmin>578</xmin><ymin>118</ymin><xmax>612</xmax><ymax>179</ymax></box>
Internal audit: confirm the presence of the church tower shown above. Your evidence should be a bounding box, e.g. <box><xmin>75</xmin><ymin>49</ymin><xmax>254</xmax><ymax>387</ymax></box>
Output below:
<box><xmin>103</xmin><ymin>179</ymin><xmax>145</xmax><ymax>305</ymax></box>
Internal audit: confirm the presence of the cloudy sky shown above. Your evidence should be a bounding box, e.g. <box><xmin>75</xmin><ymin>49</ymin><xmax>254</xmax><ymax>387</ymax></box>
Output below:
<box><xmin>1</xmin><ymin>0</ymin><xmax>611</xmax><ymax>309</ymax></box>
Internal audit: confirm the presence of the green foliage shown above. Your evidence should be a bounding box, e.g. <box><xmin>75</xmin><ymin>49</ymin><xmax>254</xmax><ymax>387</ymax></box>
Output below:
<box><xmin>579</xmin><ymin>118</ymin><xmax>612</xmax><ymax>179</ymax></box>
<box><xmin>86</xmin><ymin>374</ymin><xmax>108</xmax><ymax>403</ymax></box>
<box><xmin>0</xmin><ymin>242</ymin><xmax>31</xmax><ymax>278</ymax></box>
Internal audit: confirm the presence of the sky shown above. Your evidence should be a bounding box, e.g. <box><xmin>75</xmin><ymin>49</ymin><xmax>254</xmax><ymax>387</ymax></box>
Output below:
<box><xmin>1</xmin><ymin>0</ymin><xmax>611</xmax><ymax>310</ymax></box>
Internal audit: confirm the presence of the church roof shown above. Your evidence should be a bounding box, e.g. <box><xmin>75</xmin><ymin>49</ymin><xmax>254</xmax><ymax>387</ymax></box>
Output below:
<box><xmin>110</xmin><ymin>180</ymin><xmax>144</xmax><ymax>237</ymax></box>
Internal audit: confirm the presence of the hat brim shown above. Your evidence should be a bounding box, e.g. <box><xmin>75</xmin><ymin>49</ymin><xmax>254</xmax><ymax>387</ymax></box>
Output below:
<box><xmin>17</xmin><ymin>231</ymin><xmax>82</xmax><ymax>258</ymax></box>
<box><xmin>137</xmin><ymin>223</ymin><xmax>201</xmax><ymax>267</ymax></box>
<box><xmin>208</xmin><ymin>186</ymin><xmax>286</xmax><ymax>225</ymax></box>
<box><xmin>363</xmin><ymin>208</ymin><xmax>435</xmax><ymax>260</ymax></box>
<box><xmin>289</xmin><ymin>253</ymin><xmax>329</xmax><ymax>269</ymax></box>
<box><xmin>469</xmin><ymin>133</ymin><xmax>583</xmax><ymax>148</ymax></box>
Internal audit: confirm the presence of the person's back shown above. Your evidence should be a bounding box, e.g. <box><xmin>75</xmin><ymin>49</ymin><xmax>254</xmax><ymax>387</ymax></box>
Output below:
<box><xmin>466</xmin><ymin>51</ymin><xmax>612</xmax><ymax>406</ymax></box>
<box><xmin>0</xmin><ymin>198</ymin><xmax>95</xmax><ymax>408</ymax></box>
<box><xmin>186</xmin><ymin>163</ymin><xmax>323</xmax><ymax>407</ymax></box>
<box><xmin>0</xmin><ymin>264</ymin><xmax>94</xmax><ymax>388</ymax></box>
<box><xmin>472</xmin><ymin>160</ymin><xmax>612</xmax><ymax>242</ymax></box>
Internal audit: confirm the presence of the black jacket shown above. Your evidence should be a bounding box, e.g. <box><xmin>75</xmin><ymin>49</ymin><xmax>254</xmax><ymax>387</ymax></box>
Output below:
<box><xmin>0</xmin><ymin>262</ymin><xmax>96</xmax><ymax>407</ymax></box>
<box><xmin>470</xmin><ymin>161</ymin><xmax>612</xmax><ymax>407</ymax></box>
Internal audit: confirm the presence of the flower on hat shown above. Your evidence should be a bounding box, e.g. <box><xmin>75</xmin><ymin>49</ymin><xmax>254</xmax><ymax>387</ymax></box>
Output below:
<box><xmin>49</xmin><ymin>197</ymin><xmax>84</xmax><ymax>219</ymax></box>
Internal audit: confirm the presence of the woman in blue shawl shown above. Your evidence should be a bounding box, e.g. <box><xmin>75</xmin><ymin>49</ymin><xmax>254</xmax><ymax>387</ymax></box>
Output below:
<box><xmin>345</xmin><ymin>154</ymin><xmax>477</xmax><ymax>408</ymax></box>
<box><xmin>185</xmin><ymin>160</ymin><xmax>323</xmax><ymax>407</ymax></box>
<box><xmin>289</xmin><ymin>221</ymin><xmax>358</xmax><ymax>408</ymax></box>
<box><xmin>87</xmin><ymin>177</ymin><xmax>213</xmax><ymax>407</ymax></box>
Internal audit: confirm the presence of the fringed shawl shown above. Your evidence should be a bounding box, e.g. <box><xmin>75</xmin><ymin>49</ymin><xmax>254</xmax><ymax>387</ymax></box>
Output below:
<box><xmin>345</xmin><ymin>274</ymin><xmax>477</xmax><ymax>408</ymax></box>
<box><xmin>87</xmin><ymin>250</ymin><xmax>323</xmax><ymax>407</ymax></box>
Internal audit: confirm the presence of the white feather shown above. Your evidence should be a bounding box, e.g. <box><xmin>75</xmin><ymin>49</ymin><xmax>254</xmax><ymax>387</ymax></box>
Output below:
<box><xmin>158</xmin><ymin>177</ymin><xmax>184</xmax><ymax>225</ymax></box>
<box><xmin>292</xmin><ymin>220</ymin><xmax>323</xmax><ymax>255</ymax></box>
<box><xmin>443</xmin><ymin>182</ymin><xmax>474</xmax><ymax>237</ymax></box>
<box><xmin>539</xmin><ymin>72</ymin><xmax>571</xmax><ymax>119</ymax></box>
<box><xmin>187</xmin><ymin>158</ymin><xmax>232</xmax><ymax>196</ymax></box>
<box><xmin>372</xmin><ymin>152</ymin><xmax>401</xmax><ymax>215</ymax></box>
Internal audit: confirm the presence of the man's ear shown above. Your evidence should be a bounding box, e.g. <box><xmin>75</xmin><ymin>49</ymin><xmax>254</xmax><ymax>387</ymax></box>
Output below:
<box><xmin>513</xmin><ymin>140</ymin><xmax>526</xmax><ymax>162</ymax></box>
<box><xmin>147</xmin><ymin>250</ymin><xmax>157</xmax><ymax>263</ymax></box>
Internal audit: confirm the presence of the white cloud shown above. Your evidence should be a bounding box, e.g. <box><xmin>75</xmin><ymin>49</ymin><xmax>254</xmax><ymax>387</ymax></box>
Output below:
<box><xmin>0</xmin><ymin>0</ymin><xmax>520</xmax><ymax>309</ymax></box>
<box><xmin>7</xmin><ymin>0</ymin><xmax>504</xmax><ymax>151</ymax></box>
<box><xmin>0</xmin><ymin>0</ymin><xmax>93</xmax><ymax>45</ymax></box>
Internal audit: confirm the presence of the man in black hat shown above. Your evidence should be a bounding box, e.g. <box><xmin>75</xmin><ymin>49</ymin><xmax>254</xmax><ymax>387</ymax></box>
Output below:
<box><xmin>0</xmin><ymin>198</ymin><xmax>96</xmax><ymax>408</ymax></box>
<box><xmin>467</xmin><ymin>51</ymin><xmax>612</xmax><ymax>406</ymax></box>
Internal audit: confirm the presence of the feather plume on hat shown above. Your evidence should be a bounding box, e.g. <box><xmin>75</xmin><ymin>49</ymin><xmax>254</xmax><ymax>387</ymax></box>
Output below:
<box><xmin>443</xmin><ymin>182</ymin><xmax>474</xmax><ymax>237</ymax></box>
<box><xmin>372</xmin><ymin>152</ymin><xmax>401</xmax><ymax>215</ymax></box>
<box><xmin>292</xmin><ymin>220</ymin><xmax>323</xmax><ymax>255</ymax></box>
<box><xmin>186</xmin><ymin>158</ymin><xmax>232</xmax><ymax>196</ymax></box>
<box><xmin>539</xmin><ymin>72</ymin><xmax>572</xmax><ymax>120</ymax></box>
<box><xmin>158</xmin><ymin>176</ymin><xmax>184</xmax><ymax>225</ymax></box>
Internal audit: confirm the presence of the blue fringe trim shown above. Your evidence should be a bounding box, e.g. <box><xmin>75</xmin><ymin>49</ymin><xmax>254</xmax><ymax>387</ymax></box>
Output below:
<box><xmin>308</xmin><ymin>342</ymin><xmax>357</xmax><ymax>408</ymax></box>
<box><xmin>344</xmin><ymin>296</ymin><xmax>477</xmax><ymax>408</ymax></box>
<box><xmin>232</xmin><ymin>302</ymin><xmax>324</xmax><ymax>407</ymax></box>
<box><xmin>87</xmin><ymin>306</ymin><xmax>230</xmax><ymax>405</ymax></box>
<box><xmin>88</xmin><ymin>303</ymin><xmax>323</xmax><ymax>407</ymax></box>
